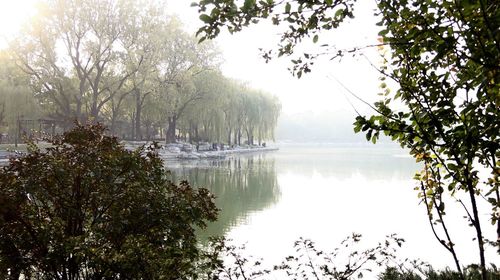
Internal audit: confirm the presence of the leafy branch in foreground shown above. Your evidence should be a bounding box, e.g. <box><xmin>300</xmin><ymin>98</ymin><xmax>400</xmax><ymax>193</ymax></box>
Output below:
<box><xmin>380</xmin><ymin>265</ymin><xmax>500</xmax><ymax>280</ymax></box>
<box><xmin>210</xmin><ymin>234</ymin><xmax>500</xmax><ymax>279</ymax></box>
<box><xmin>211</xmin><ymin>233</ymin><xmax>408</xmax><ymax>279</ymax></box>
<box><xmin>195</xmin><ymin>1</ymin><xmax>500</xmax><ymax>279</ymax></box>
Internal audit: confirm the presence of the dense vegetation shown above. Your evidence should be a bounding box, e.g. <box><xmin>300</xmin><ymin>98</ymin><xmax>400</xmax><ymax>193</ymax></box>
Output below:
<box><xmin>195</xmin><ymin>0</ymin><xmax>499</xmax><ymax>279</ymax></box>
<box><xmin>0</xmin><ymin>123</ymin><xmax>220</xmax><ymax>279</ymax></box>
<box><xmin>0</xmin><ymin>0</ymin><xmax>280</xmax><ymax>144</ymax></box>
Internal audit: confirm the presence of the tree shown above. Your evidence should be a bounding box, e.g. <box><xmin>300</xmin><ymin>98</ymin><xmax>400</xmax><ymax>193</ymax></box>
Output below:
<box><xmin>0</xmin><ymin>123</ymin><xmax>218</xmax><ymax>279</ymax></box>
<box><xmin>0</xmin><ymin>50</ymin><xmax>42</xmax><ymax>139</ymax></box>
<box><xmin>195</xmin><ymin>0</ymin><xmax>499</xmax><ymax>279</ymax></box>
<box><xmin>12</xmin><ymin>0</ymin><xmax>146</xmax><ymax>123</ymax></box>
<box><xmin>180</xmin><ymin>75</ymin><xmax>281</xmax><ymax>146</ymax></box>
<box><xmin>120</xmin><ymin>1</ymin><xmax>173</xmax><ymax>140</ymax></box>
<box><xmin>3</xmin><ymin>0</ymin><xmax>280</xmax><ymax>145</ymax></box>
<box><xmin>153</xmin><ymin>22</ymin><xmax>220</xmax><ymax>143</ymax></box>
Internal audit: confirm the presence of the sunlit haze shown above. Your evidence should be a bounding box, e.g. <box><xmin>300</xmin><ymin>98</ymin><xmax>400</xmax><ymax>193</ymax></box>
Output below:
<box><xmin>0</xmin><ymin>1</ymin><xmax>37</xmax><ymax>46</ymax></box>
<box><xmin>166</xmin><ymin>1</ymin><xmax>384</xmax><ymax>117</ymax></box>
<box><xmin>1</xmin><ymin>0</ymin><xmax>383</xmax><ymax>119</ymax></box>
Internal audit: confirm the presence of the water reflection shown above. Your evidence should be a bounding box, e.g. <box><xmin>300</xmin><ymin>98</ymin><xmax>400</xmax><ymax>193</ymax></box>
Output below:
<box><xmin>165</xmin><ymin>144</ymin><xmax>499</xmax><ymax>269</ymax></box>
<box><xmin>167</xmin><ymin>153</ymin><xmax>280</xmax><ymax>239</ymax></box>
<box><xmin>165</xmin><ymin>144</ymin><xmax>419</xmax><ymax>241</ymax></box>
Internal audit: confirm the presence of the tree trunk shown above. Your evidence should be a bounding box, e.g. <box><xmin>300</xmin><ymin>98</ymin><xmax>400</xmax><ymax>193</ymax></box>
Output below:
<box><xmin>90</xmin><ymin>105</ymin><xmax>99</xmax><ymax>122</ymax></box>
<box><xmin>135</xmin><ymin>91</ymin><xmax>142</xmax><ymax>141</ymax></box>
<box><xmin>466</xmin><ymin>176</ymin><xmax>487</xmax><ymax>280</ymax></box>
<box><xmin>166</xmin><ymin>116</ymin><xmax>177</xmax><ymax>143</ymax></box>
<box><xmin>75</xmin><ymin>99</ymin><xmax>82</xmax><ymax>123</ymax></box>
<box><xmin>90</xmin><ymin>91</ymin><xmax>100</xmax><ymax>122</ymax></box>
<box><xmin>227</xmin><ymin>129</ymin><xmax>231</xmax><ymax>146</ymax></box>
<box><xmin>145</xmin><ymin>123</ymin><xmax>150</xmax><ymax>140</ymax></box>
<box><xmin>188</xmin><ymin>123</ymin><xmax>193</xmax><ymax>143</ymax></box>
<box><xmin>110</xmin><ymin>114</ymin><xmax>116</xmax><ymax>136</ymax></box>
<box><xmin>195</xmin><ymin>125</ymin><xmax>199</xmax><ymax>142</ymax></box>
<box><xmin>131</xmin><ymin>112</ymin><xmax>135</xmax><ymax>140</ymax></box>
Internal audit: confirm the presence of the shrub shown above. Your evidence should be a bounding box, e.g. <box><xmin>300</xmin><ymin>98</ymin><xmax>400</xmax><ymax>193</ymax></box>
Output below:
<box><xmin>0</xmin><ymin>123</ymin><xmax>218</xmax><ymax>279</ymax></box>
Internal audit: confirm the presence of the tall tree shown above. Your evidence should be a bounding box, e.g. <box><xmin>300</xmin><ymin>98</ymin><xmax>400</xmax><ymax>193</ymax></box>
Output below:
<box><xmin>0</xmin><ymin>50</ymin><xmax>41</xmax><ymax>138</ymax></box>
<box><xmin>195</xmin><ymin>0</ymin><xmax>500</xmax><ymax>279</ymax></box>
<box><xmin>154</xmin><ymin>27</ymin><xmax>220</xmax><ymax>143</ymax></box>
<box><xmin>12</xmin><ymin>0</ymin><xmax>142</xmax><ymax>123</ymax></box>
<box><xmin>120</xmin><ymin>1</ymin><xmax>169</xmax><ymax>140</ymax></box>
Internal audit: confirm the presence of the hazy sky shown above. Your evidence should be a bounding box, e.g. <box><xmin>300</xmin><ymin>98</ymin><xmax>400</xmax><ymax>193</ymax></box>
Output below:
<box><xmin>0</xmin><ymin>0</ymin><xmax>385</xmax><ymax>117</ymax></box>
<box><xmin>164</xmin><ymin>1</ymin><xmax>385</xmax><ymax>117</ymax></box>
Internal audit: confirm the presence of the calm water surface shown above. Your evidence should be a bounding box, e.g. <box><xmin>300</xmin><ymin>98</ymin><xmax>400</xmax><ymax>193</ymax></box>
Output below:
<box><xmin>167</xmin><ymin>143</ymin><xmax>498</xmax><ymax>269</ymax></box>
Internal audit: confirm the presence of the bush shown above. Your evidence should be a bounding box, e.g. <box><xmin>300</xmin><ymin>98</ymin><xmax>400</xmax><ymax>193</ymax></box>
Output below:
<box><xmin>379</xmin><ymin>266</ymin><xmax>500</xmax><ymax>280</ymax></box>
<box><xmin>0</xmin><ymin>123</ymin><xmax>219</xmax><ymax>279</ymax></box>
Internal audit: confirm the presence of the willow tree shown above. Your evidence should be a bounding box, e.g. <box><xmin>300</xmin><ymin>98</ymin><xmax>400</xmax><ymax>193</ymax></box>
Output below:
<box><xmin>219</xmin><ymin>80</ymin><xmax>240</xmax><ymax>145</ymax></box>
<box><xmin>178</xmin><ymin>71</ymin><xmax>228</xmax><ymax>143</ymax></box>
<box><xmin>195</xmin><ymin>0</ymin><xmax>499</xmax><ymax>278</ymax></box>
<box><xmin>255</xmin><ymin>93</ymin><xmax>281</xmax><ymax>145</ymax></box>
<box><xmin>170</xmin><ymin>72</ymin><xmax>280</xmax><ymax>146</ymax></box>
<box><xmin>154</xmin><ymin>26</ymin><xmax>220</xmax><ymax>143</ymax></box>
<box><xmin>120</xmin><ymin>2</ymin><xmax>175</xmax><ymax>140</ymax></box>
<box><xmin>234</xmin><ymin>88</ymin><xmax>280</xmax><ymax>146</ymax></box>
<box><xmin>0</xmin><ymin>51</ymin><xmax>42</xmax><ymax>137</ymax></box>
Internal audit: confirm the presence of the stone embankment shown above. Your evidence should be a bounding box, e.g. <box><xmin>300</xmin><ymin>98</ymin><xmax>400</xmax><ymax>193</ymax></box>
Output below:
<box><xmin>0</xmin><ymin>142</ymin><xmax>278</xmax><ymax>164</ymax></box>
<box><xmin>124</xmin><ymin>142</ymin><xmax>278</xmax><ymax>160</ymax></box>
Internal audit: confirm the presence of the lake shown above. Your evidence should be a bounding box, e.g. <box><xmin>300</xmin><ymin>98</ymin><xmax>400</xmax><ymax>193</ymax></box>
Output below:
<box><xmin>166</xmin><ymin>143</ymin><xmax>499</xmax><ymax>272</ymax></box>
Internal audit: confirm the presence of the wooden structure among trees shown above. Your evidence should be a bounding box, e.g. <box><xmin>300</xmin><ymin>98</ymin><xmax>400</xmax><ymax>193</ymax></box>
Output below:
<box><xmin>15</xmin><ymin>118</ymin><xmax>66</xmax><ymax>145</ymax></box>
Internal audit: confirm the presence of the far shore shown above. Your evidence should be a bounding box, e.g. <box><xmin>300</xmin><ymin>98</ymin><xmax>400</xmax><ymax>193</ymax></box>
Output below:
<box><xmin>0</xmin><ymin>141</ymin><xmax>279</xmax><ymax>163</ymax></box>
<box><xmin>124</xmin><ymin>141</ymin><xmax>279</xmax><ymax>160</ymax></box>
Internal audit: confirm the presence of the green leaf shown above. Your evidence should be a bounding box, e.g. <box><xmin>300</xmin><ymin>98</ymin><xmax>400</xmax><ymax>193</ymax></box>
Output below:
<box><xmin>199</xmin><ymin>14</ymin><xmax>212</xmax><ymax>23</ymax></box>
<box><xmin>313</xmin><ymin>34</ymin><xmax>319</xmax><ymax>43</ymax></box>
<box><xmin>438</xmin><ymin>202</ymin><xmax>445</xmax><ymax>212</ymax></box>
<box><xmin>335</xmin><ymin>8</ymin><xmax>344</xmax><ymax>18</ymax></box>
<box><xmin>243</xmin><ymin>0</ymin><xmax>256</xmax><ymax>10</ymax></box>
<box><xmin>447</xmin><ymin>163</ymin><xmax>458</xmax><ymax>171</ymax></box>
<box><xmin>285</xmin><ymin>2</ymin><xmax>291</xmax><ymax>13</ymax></box>
<box><xmin>354</xmin><ymin>124</ymin><xmax>362</xmax><ymax>133</ymax></box>
<box><xmin>378</xmin><ymin>29</ymin><xmax>389</xmax><ymax>36</ymax></box>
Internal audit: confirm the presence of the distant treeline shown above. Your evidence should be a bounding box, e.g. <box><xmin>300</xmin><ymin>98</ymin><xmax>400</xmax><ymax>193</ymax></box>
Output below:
<box><xmin>0</xmin><ymin>0</ymin><xmax>280</xmax><ymax>144</ymax></box>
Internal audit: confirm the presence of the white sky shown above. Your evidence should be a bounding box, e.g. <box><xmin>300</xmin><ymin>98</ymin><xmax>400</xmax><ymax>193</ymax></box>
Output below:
<box><xmin>163</xmin><ymin>0</ymin><xmax>385</xmax><ymax>117</ymax></box>
<box><xmin>0</xmin><ymin>0</ymin><xmax>384</xmax><ymax>116</ymax></box>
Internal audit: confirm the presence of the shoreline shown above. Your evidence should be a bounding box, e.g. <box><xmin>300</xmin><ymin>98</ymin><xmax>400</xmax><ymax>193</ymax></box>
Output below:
<box><xmin>0</xmin><ymin>142</ymin><xmax>279</xmax><ymax>164</ymax></box>
<box><xmin>163</xmin><ymin>146</ymin><xmax>279</xmax><ymax>160</ymax></box>
<box><xmin>123</xmin><ymin>142</ymin><xmax>279</xmax><ymax>160</ymax></box>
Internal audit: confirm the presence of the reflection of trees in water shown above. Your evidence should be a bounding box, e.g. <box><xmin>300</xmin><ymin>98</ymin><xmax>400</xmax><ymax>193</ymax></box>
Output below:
<box><xmin>168</xmin><ymin>154</ymin><xmax>280</xmax><ymax>239</ymax></box>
